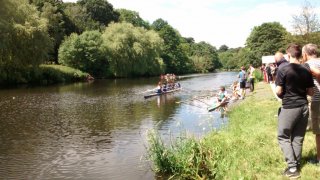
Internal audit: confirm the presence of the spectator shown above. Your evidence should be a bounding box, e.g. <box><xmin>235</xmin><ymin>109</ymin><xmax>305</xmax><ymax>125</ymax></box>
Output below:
<box><xmin>275</xmin><ymin>44</ymin><xmax>314</xmax><ymax>178</ymax></box>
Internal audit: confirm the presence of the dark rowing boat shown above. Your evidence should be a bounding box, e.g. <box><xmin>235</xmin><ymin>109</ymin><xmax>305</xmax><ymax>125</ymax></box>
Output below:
<box><xmin>144</xmin><ymin>86</ymin><xmax>182</xmax><ymax>99</ymax></box>
<box><xmin>207</xmin><ymin>101</ymin><xmax>229</xmax><ymax>112</ymax></box>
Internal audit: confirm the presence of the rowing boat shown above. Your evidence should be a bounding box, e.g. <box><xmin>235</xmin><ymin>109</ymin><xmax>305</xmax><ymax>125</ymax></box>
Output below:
<box><xmin>144</xmin><ymin>87</ymin><xmax>182</xmax><ymax>99</ymax></box>
<box><xmin>207</xmin><ymin>101</ymin><xmax>229</xmax><ymax>112</ymax></box>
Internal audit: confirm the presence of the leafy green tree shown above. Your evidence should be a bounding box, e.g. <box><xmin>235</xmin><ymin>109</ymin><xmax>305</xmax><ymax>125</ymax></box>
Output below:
<box><xmin>102</xmin><ymin>22</ymin><xmax>164</xmax><ymax>77</ymax></box>
<box><xmin>40</xmin><ymin>2</ymin><xmax>65</xmax><ymax>63</ymax></box>
<box><xmin>78</xmin><ymin>0</ymin><xmax>119</xmax><ymax>26</ymax></box>
<box><xmin>28</xmin><ymin>0</ymin><xmax>63</xmax><ymax>8</ymax></box>
<box><xmin>190</xmin><ymin>41</ymin><xmax>220</xmax><ymax>72</ymax></box>
<box><xmin>117</xmin><ymin>9</ymin><xmax>150</xmax><ymax>29</ymax></box>
<box><xmin>246</xmin><ymin>22</ymin><xmax>289</xmax><ymax>66</ymax></box>
<box><xmin>218</xmin><ymin>45</ymin><xmax>229</xmax><ymax>52</ymax></box>
<box><xmin>151</xmin><ymin>18</ymin><xmax>190</xmax><ymax>74</ymax></box>
<box><xmin>0</xmin><ymin>0</ymin><xmax>52</xmax><ymax>83</ymax></box>
<box><xmin>289</xmin><ymin>32</ymin><xmax>320</xmax><ymax>47</ymax></box>
<box><xmin>58</xmin><ymin>31</ymin><xmax>108</xmax><ymax>77</ymax></box>
<box><xmin>63</xmin><ymin>2</ymin><xmax>100</xmax><ymax>33</ymax></box>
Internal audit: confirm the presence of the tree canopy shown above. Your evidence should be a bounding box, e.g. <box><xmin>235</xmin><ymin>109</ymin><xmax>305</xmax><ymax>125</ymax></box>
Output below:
<box><xmin>102</xmin><ymin>22</ymin><xmax>164</xmax><ymax>77</ymax></box>
<box><xmin>78</xmin><ymin>0</ymin><xmax>119</xmax><ymax>26</ymax></box>
<box><xmin>117</xmin><ymin>9</ymin><xmax>150</xmax><ymax>29</ymax></box>
<box><xmin>58</xmin><ymin>31</ymin><xmax>108</xmax><ymax>77</ymax></box>
<box><xmin>245</xmin><ymin>22</ymin><xmax>289</xmax><ymax>66</ymax></box>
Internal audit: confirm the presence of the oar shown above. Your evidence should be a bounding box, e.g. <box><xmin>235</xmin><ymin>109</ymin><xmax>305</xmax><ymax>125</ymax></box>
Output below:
<box><xmin>175</xmin><ymin>101</ymin><xmax>203</xmax><ymax>109</ymax></box>
<box><xmin>192</xmin><ymin>96</ymin><xmax>211</xmax><ymax>106</ymax></box>
<box><xmin>138</xmin><ymin>88</ymin><xmax>156</xmax><ymax>94</ymax></box>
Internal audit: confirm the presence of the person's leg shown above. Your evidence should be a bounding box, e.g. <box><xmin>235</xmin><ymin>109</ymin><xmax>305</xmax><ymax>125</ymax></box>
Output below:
<box><xmin>278</xmin><ymin>107</ymin><xmax>304</xmax><ymax>169</ymax></box>
<box><xmin>252</xmin><ymin>78</ymin><xmax>254</xmax><ymax>91</ymax></box>
<box><xmin>311</xmin><ymin>101</ymin><xmax>320</xmax><ymax>162</ymax></box>
<box><xmin>316</xmin><ymin>134</ymin><xmax>320</xmax><ymax>161</ymax></box>
<box><xmin>291</xmin><ymin>105</ymin><xmax>308</xmax><ymax>166</ymax></box>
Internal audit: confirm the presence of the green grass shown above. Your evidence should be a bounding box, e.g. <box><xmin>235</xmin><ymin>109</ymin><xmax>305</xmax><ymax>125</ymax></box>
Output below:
<box><xmin>147</xmin><ymin>83</ymin><xmax>320</xmax><ymax>179</ymax></box>
<box><xmin>38</xmin><ymin>64</ymin><xmax>88</xmax><ymax>84</ymax></box>
<box><xmin>0</xmin><ymin>64</ymin><xmax>88</xmax><ymax>85</ymax></box>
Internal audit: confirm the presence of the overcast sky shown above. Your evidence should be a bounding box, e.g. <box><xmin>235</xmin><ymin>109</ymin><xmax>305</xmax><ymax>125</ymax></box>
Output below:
<box><xmin>63</xmin><ymin>0</ymin><xmax>319</xmax><ymax>48</ymax></box>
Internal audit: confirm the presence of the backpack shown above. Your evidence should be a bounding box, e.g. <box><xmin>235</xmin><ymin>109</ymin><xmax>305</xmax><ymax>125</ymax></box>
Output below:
<box><xmin>240</xmin><ymin>70</ymin><xmax>246</xmax><ymax>82</ymax></box>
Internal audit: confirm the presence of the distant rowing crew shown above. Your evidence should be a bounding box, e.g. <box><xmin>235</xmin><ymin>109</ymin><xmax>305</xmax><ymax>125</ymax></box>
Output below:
<box><xmin>144</xmin><ymin>73</ymin><xmax>181</xmax><ymax>99</ymax></box>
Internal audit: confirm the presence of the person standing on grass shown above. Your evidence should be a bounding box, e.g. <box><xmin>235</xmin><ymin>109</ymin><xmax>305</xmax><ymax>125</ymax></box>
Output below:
<box><xmin>248</xmin><ymin>64</ymin><xmax>255</xmax><ymax>91</ymax></box>
<box><xmin>266</xmin><ymin>64</ymin><xmax>272</xmax><ymax>83</ymax></box>
<box><xmin>275</xmin><ymin>44</ymin><xmax>314</xmax><ymax>178</ymax></box>
<box><xmin>274</xmin><ymin>52</ymin><xmax>289</xmax><ymax>80</ymax></box>
<box><xmin>237</xmin><ymin>66</ymin><xmax>247</xmax><ymax>99</ymax></box>
<box><xmin>302</xmin><ymin>43</ymin><xmax>320</xmax><ymax>165</ymax></box>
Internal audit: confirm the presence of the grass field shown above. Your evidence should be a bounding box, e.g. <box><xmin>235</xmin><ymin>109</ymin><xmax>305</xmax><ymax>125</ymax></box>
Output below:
<box><xmin>147</xmin><ymin>82</ymin><xmax>320</xmax><ymax>179</ymax></box>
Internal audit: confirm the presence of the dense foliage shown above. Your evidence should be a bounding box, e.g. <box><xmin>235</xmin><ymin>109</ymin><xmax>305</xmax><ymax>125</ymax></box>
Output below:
<box><xmin>0</xmin><ymin>0</ymin><xmax>52</xmax><ymax>84</ymax></box>
<box><xmin>58</xmin><ymin>31</ymin><xmax>108</xmax><ymax>77</ymax></box>
<box><xmin>1</xmin><ymin>0</ymin><xmax>320</xmax><ymax>85</ymax></box>
<box><xmin>102</xmin><ymin>22</ymin><xmax>164</xmax><ymax>77</ymax></box>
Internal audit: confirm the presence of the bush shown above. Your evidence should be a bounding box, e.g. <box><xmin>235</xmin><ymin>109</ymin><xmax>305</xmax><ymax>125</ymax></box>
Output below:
<box><xmin>253</xmin><ymin>69</ymin><xmax>263</xmax><ymax>82</ymax></box>
<box><xmin>147</xmin><ymin>130</ymin><xmax>215</xmax><ymax>179</ymax></box>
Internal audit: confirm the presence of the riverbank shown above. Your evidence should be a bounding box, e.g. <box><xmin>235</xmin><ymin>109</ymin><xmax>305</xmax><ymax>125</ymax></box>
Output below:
<box><xmin>0</xmin><ymin>64</ymin><xmax>88</xmax><ymax>86</ymax></box>
<box><xmin>147</xmin><ymin>82</ymin><xmax>319</xmax><ymax>179</ymax></box>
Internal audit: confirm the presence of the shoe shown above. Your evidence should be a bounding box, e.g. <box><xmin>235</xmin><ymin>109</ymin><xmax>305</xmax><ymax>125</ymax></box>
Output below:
<box><xmin>283</xmin><ymin>167</ymin><xmax>300</xmax><ymax>179</ymax></box>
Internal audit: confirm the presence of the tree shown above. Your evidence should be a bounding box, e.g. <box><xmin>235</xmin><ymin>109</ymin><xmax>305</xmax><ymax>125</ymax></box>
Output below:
<box><xmin>246</xmin><ymin>22</ymin><xmax>289</xmax><ymax>66</ymax></box>
<box><xmin>218</xmin><ymin>45</ymin><xmax>229</xmax><ymax>52</ymax></box>
<box><xmin>292</xmin><ymin>0</ymin><xmax>320</xmax><ymax>35</ymax></box>
<box><xmin>117</xmin><ymin>9</ymin><xmax>150</xmax><ymax>29</ymax></box>
<box><xmin>190</xmin><ymin>41</ymin><xmax>220</xmax><ymax>72</ymax></box>
<box><xmin>102</xmin><ymin>22</ymin><xmax>164</xmax><ymax>77</ymax></box>
<box><xmin>40</xmin><ymin>2</ymin><xmax>65</xmax><ymax>63</ymax></box>
<box><xmin>58</xmin><ymin>31</ymin><xmax>108</xmax><ymax>77</ymax></box>
<box><xmin>151</xmin><ymin>18</ymin><xmax>191</xmax><ymax>74</ymax></box>
<box><xmin>63</xmin><ymin>2</ymin><xmax>100</xmax><ymax>33</ymax></box>
<box><xmin>78</xmin><ymin>0</ymin><xmax>119</xmax><ymax>26</ymax></box>
<box><xmin>0</xmin><ymin>0</ymin><xmax>52</xmax><ymax>83</ymax></box>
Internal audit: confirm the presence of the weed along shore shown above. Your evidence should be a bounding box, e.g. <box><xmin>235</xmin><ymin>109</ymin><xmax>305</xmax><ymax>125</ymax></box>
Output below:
<box><xmin>147</xmin><ymin>82</ymin><xmax>320</xmax><ymax>179</ymax></box>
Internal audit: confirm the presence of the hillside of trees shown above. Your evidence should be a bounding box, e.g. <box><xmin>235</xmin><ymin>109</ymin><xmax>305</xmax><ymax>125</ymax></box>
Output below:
<box><xmin>1</xmin><ymin>0</ymin><xmax>320</xmax><ymax>85</ymax></box>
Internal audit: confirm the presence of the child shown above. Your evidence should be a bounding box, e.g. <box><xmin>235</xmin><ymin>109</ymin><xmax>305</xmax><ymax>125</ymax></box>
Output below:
<box><xmin>231</xmin><ymin>81</ymin><xmax>240</xmax><ymax>100</ymax></box>
<box><xmin>216</xmin><ymin>86</ymin><xmax>229</xmax><ymax>111</ymax></box>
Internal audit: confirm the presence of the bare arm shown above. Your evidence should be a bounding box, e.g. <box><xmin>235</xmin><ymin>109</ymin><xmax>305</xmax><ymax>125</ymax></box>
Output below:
<box><xmin>310</xmin><ymin>66</ymin><xmax>320</xmax><ymax>83</ymax></box>
<box><xmin>275</xmin><ymin>86</ymin><xmax>283</xmax><ymax>98</ymax></box>
<box><xmin>307</xmin><ymin>87</ymin><xmax>314</xmax><ymax>96</ymax></box>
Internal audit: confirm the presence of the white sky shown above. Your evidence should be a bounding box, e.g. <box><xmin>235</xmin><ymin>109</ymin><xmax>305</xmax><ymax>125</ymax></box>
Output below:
<box><xmin>63</xmin><ymin>0</ymin><xmax>320</xmax><ymax>48</ymax></box>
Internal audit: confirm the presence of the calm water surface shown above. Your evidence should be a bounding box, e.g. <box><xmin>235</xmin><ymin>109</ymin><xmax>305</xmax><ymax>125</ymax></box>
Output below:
<box><xmin>0</xmin><ymin>72</ymin><xmax>237</xmax><ymax>179</ymax></box>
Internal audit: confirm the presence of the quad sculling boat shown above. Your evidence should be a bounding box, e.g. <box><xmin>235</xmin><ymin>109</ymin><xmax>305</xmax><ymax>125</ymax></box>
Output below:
<box><xmin>144</xmin><ymin>83</ymin><xmax>181</xmax><ymax>99</ymax></box>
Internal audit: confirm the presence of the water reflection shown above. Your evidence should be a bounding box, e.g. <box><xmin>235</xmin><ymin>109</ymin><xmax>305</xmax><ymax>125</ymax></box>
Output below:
<box><xmin>0</xmin><ymin>72</ymin><xmax>237</xmax><ymax>179</ymax></box>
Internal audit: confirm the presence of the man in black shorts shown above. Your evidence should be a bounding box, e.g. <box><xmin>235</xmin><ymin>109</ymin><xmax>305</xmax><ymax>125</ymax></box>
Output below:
<box><xmin>237</xmin><ymin>66</ymin><xmax>246</xmax><ymax>99</ymax></box>
<box><xmin>275</xmin><ymin>44</ymin><xmax>314</xmax><ymax>178</ymax></box>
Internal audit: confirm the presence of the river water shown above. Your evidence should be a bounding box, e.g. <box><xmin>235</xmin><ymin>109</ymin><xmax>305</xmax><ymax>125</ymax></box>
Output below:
<box><xmin>0</xmin><ymin>72</ymin><xmax>237</xmax><ymax>179</ymax></box>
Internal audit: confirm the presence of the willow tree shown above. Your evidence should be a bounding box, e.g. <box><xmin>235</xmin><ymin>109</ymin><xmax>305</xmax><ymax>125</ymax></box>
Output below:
<box><xmin>0</xmin><ymin>0</ymin><xmax>52</xmax><ymax>83</ymax></box>
<box><xmin>102</xmin><ymin>22</ymin><xmax>164</xmax><ymax>77</ymax></box>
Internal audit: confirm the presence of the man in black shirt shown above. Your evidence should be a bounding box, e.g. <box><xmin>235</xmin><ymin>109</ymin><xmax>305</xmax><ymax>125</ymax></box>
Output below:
<box><xmin>275</xmin><ymin>44</ymin><xmax>314</xmax><ymax>178</ymax></box>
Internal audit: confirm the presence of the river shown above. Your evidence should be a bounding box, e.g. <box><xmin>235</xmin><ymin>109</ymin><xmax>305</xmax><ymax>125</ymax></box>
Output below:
<box><xmin>0</xmin><ymin>72</ymin><xmax>237</xmax><ymax>179</ymax></box>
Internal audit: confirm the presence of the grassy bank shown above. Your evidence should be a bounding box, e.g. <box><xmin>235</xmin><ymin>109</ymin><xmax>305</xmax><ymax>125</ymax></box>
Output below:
<box><xmin>38</xmin><ymin>64</ymin><xmax>88</xmax><ymax>84</ymax></box>
<box><xmin>0</xmin><ymin>64</ymin><xmax>88</xmax><ymax>85</ymax></box>
<box><xmin>147</xmin><ymin>82</ymin><xmax>320</xmax><ymax>179</ymax></box>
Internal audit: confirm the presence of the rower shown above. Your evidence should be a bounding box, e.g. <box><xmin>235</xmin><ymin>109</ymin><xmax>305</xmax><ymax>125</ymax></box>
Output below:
<box><xmin>216</xmin><ymin>86</ymin><xmax>229</xmax><ymax>110</ymax></box>
<box><xmin>156</xmin><ymin>82</ymin><xmax>163</xmax><ymax>93</ymax></box>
